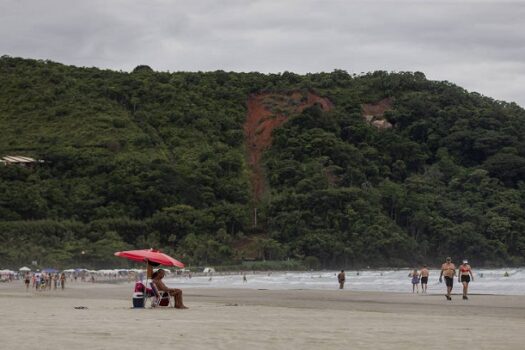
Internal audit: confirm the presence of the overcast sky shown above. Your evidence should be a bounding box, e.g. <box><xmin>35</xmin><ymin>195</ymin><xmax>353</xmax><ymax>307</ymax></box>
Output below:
<box><xmin>1</xmin><ymin>0</ymin><xmax>524</xmax><ymax>106</ymax></box>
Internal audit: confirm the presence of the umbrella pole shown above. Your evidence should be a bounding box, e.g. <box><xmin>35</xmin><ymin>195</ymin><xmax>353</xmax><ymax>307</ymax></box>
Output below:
<box><xmin>144</xmin><ymin>260</ymin><xmax>149</xmax><ymax>308</ymax></box>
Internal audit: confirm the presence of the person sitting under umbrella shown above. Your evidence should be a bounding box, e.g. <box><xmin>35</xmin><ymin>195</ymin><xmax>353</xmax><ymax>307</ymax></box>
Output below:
<box><xmin>151</xmin><ymin>269</ymin><xmax>188</xmax><ymax>309</ymax></box>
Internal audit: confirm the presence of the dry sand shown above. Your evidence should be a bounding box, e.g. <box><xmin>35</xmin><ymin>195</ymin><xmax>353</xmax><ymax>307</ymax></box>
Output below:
<box><xmin>1</xmin><ymin>281</ymin><xmax>525</xmax><ymax>350</ymax></box>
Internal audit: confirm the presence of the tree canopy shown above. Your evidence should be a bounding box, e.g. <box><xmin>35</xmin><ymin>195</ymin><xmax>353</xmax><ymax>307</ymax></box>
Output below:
<box><xmin>1</xmin><ymin>56</ymin><xmax>524</xmax><ymax>269</ymax></box>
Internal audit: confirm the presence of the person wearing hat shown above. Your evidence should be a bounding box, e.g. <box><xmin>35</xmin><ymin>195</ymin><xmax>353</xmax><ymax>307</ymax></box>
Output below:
<box><xmin>459</xmin><ymin>259</ymin><xmax>474</xmax><ymax>300</ymax></box>
<box><xmin>439</xmin><ymin>257</ymin><xmax>456</xmax><ymax>300</ymax></box>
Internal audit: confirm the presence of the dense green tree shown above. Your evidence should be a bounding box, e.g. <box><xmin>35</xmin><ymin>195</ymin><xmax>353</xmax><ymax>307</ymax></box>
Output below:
<box><xmin>1</xmin><ymin>56</ymin><xmax>525</xmax><ymax>268</ymax></box>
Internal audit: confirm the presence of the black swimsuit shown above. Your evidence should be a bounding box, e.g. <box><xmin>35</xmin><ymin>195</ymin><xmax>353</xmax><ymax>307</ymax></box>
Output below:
<box><xmin>444</xmin><ymin>276</ymin><xmax>453</xmax><ymax>287</ymax></box>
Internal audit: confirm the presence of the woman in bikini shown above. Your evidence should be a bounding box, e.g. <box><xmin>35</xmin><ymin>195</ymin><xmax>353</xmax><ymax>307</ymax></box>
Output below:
<box><xmin>410</xmin><ymin>269</ymin><xmax>420</xmax><ymax>293</ymax></box>
<box><xmin>458</xmin><ymin>259</ymin><xmax>474</xmax><ymax>300</ymax></box>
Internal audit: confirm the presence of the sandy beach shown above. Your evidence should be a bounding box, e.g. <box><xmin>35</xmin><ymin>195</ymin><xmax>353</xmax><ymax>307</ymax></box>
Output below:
<box><xmin>1</xmin><ymin>281</ymin><xmax>525</xmax><ymax>350</ymax></box>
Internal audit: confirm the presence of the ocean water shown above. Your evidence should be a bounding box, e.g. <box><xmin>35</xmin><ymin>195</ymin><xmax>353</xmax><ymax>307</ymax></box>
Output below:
<box><xmin>165</xmin><ymin>268</ymin><xmax>525</xmax><ymax>295</ymax></box>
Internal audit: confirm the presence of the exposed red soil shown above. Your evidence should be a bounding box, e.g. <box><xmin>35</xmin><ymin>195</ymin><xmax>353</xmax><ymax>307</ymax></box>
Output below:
<box><xmin>362</xmin><ymin>98</ymin><xmax>393</xmax><ymax>129</ymax></box>
<box><xmin>244</xmin><ymin>91</ymin><xmax>333</xmax><ymax>203</ymax></box>
<box><xmin>362</xmin><ymin>97</ymin><xmax>393</xmax><ymax>116</ymax></box>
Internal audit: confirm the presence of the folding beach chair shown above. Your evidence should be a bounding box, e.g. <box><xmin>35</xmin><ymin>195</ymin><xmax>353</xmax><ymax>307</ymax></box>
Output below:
<box><xmin>149</xmin><ymin>282</ymin><xmax>171</xmax><ymax>308</ymax></box>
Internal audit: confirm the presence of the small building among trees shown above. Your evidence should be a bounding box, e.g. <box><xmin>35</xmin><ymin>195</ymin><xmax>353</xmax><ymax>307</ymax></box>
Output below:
<box><xmin>1</xmin><ymin>155</ymin><xmax>44</xmax><ymax>167</ymax></box>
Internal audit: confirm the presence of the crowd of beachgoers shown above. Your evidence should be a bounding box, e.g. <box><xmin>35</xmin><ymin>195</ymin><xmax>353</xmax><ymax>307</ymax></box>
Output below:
<box><xmin>0</xmin><ymin>268</ymin><xmax>153</xmax><ymax>286</ymax></box>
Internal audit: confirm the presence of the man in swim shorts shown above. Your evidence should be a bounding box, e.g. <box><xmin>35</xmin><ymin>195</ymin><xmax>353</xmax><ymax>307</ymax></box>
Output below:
<box><xmin>152</xmin><ymin>269</ymin><xmax>188</xmax><ymax>309</ymax></box>
<box><xmin>337</xmin><ymin>270</ymin><xmax>346</xmax><ymax>289</ymax></box>
<box><xmin>420</xmin><ymin>265</ymin><xmax>429</xmax><ymax>293</ymax></box>
<box><xmin>458</xmin><ymin>259</ymin><xmax>474</xmax><ymax>300</ymax></box>
<box><xmin>24</xmin><ymin>273</ymin><xmax>30</xmax><ymax>290</ymax></box>
<box><xmin>439</xmin><ymin>257</ymin><xmax>456</xmax><ymax>300</ymax></box>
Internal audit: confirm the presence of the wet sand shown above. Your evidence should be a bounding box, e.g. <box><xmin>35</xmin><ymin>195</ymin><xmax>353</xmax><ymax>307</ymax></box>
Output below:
<box><xmin>1</xmin><ymin>281</ymin><xmax>525</xmax><ymax>349</ymax></box>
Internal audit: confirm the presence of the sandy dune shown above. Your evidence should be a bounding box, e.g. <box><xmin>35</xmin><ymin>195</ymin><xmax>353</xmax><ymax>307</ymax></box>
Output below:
<box><xmin>1</xmin><ymin>281</ymin><xmax>524</xmax><ymax>350</ymax></box>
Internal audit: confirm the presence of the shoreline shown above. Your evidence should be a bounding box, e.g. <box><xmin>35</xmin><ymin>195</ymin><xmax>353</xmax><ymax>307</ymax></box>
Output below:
<box><xmin>6</xmin><ymin>266</ymin><xmax>523</xmax><ymax>296</ymax></box>
<box><xmin>3</xmin><ymin>280</ymin><xmax>521</xmax><ymax>297</ymax></box>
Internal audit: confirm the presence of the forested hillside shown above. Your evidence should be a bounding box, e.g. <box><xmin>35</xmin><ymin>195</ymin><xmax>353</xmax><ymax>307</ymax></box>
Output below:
<box><xmin>1</xmin><ymin>56</ymin><xmax>524</xmax><ymax>269</ymax></box>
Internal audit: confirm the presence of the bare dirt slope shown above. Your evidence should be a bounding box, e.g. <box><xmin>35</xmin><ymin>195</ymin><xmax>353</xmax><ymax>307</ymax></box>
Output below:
<box><xmin>362</xmin><ymin>97</ymin><xmax>393</xmax><ymax>129</ymax></box>
<box><xmin>244</xmin><ymin>91</ymin><xmax>333</xmax><ymax>203</ymax></box>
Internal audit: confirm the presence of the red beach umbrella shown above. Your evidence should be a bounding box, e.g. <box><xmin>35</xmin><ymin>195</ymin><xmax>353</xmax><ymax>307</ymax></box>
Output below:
<box><xmin>114</xmin><ymin>249</ymin><xmax>185</xmax><ymax>268</ymax></box>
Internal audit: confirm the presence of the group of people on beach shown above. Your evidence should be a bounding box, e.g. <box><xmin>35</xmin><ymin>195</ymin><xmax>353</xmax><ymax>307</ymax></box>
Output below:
<box><xmin>25</xmin><ymin>272</ymin><xmax>66</xmax><ymax>291</ymax></box>
<box><xmin>410</xmin><ymin>257</ymin><xmax>474</xmax><ymax>299</ymax></box>
<box><xmin>338</xmin><ymin>257</ymin><xmax>475</xmax><ymax>300</ymax></box>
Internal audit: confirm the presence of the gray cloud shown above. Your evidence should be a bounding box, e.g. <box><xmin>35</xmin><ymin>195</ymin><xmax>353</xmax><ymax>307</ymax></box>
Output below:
<box><xmin>1</xmin><ymin>0</ymin><xmax>524</xmax><ymax>105</ymax></box>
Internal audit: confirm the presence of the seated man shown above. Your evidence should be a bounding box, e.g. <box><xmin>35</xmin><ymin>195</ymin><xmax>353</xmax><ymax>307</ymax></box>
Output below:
<box><xmin>151</xmin><ymin>269</ymin><xmax>188</xmax><ymax>309</ymax></box>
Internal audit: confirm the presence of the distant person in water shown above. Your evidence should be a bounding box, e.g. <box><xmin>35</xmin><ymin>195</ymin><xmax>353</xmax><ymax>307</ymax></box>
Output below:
<box><xmin>337</xmin><ymin>270</ymin><xmax>346</xmax><ymax>289</ymax></box>
<box><xmin>459</xmin><ymin>260</ymin><xmax>474</xmax><ymax>300</ymax></box>
<box><xmin>410</xmin><ymin>269</ymin><xmax>420</xmax><ymax>293</ymax></box>
<box><xmin>419</xmin><ymin>265</ymin><xmax>429</xmax><ymax>293</ymax></box>
<box><xmin>243</xmin><ymin>273</ymin><xmax>247</xmax><ymax>283</ymax></box>
<box><xmin>152</xmin><ymin>269</ymin><xmax>188</xmax><ymax>309</ymax></box>
<box><xmin>440</xmin><ymin>257</ymin><xmax>456</xmax><ymax>300</ymax></box>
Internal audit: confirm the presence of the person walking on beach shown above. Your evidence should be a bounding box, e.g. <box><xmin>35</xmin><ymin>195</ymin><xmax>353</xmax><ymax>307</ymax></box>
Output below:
<box><xmin>24</xmin><ymin>273</ymin><xmax>30</xmax><ymax>291</ymax></box>
<box><xmin>459</xmin><ymin>259</ymin><xmax>474</xmax><ymax>300</ymax></box>
<box><xmin>410</xmin><ymin>269</ymin><xmax>420</xmax><ymax>293</ymax></box>
<box><xmin>440</xmin><ymin>257</ymin><xmax>456</xmax><ymax>300</ymax></box>
<box><xmin>243</xmin><ymin>273</ymin><xmax>247</xmax><ymax>283</ymax></box>
<box><xmin>420</xmin><ymin>265</ymin><xmax>429</xmax><ymax>293</ymax></box>
<box><xmin>337</xmin><ymin>270</ymin><xmax>346</xmax><ymax>289</ymax></box>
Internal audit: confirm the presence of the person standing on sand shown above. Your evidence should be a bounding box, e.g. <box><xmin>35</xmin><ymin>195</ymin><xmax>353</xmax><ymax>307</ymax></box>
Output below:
<box><xmin>337</xmin><ymin>270</ymin><xmax>346</xmax><ymax>289</ymax></box>
<box><xmin>410</xmin><ymin>269</ymin><xmax>420</xmax><ymax>293</ymax></box>
<box><xmin>419</xmin><ymin>265</ymin><xmax>429</xmax><ymax>293</ymax></box>
<box><xmin>440</xmin><ymin>257</ymin><xmax>456</xmax><ymax>300</ymax></box>
<box><xmin>35</xmin><ymin>273</ymin><xmax>41</xmax><ymax>291</ymax></box>
<box><xmin>60</xmin><ymin>273</ymin><xmax>66</xmax><ymax>290</ymax></box>
<box><xmin>458</xmin><ymin>259</ymin><xmax>474</xmax><ymax>300</ymax></box>
<box><xmin>47</xmin><ymin>274</ymin><xmax>51</xmax><ymax>289</ymax></box>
